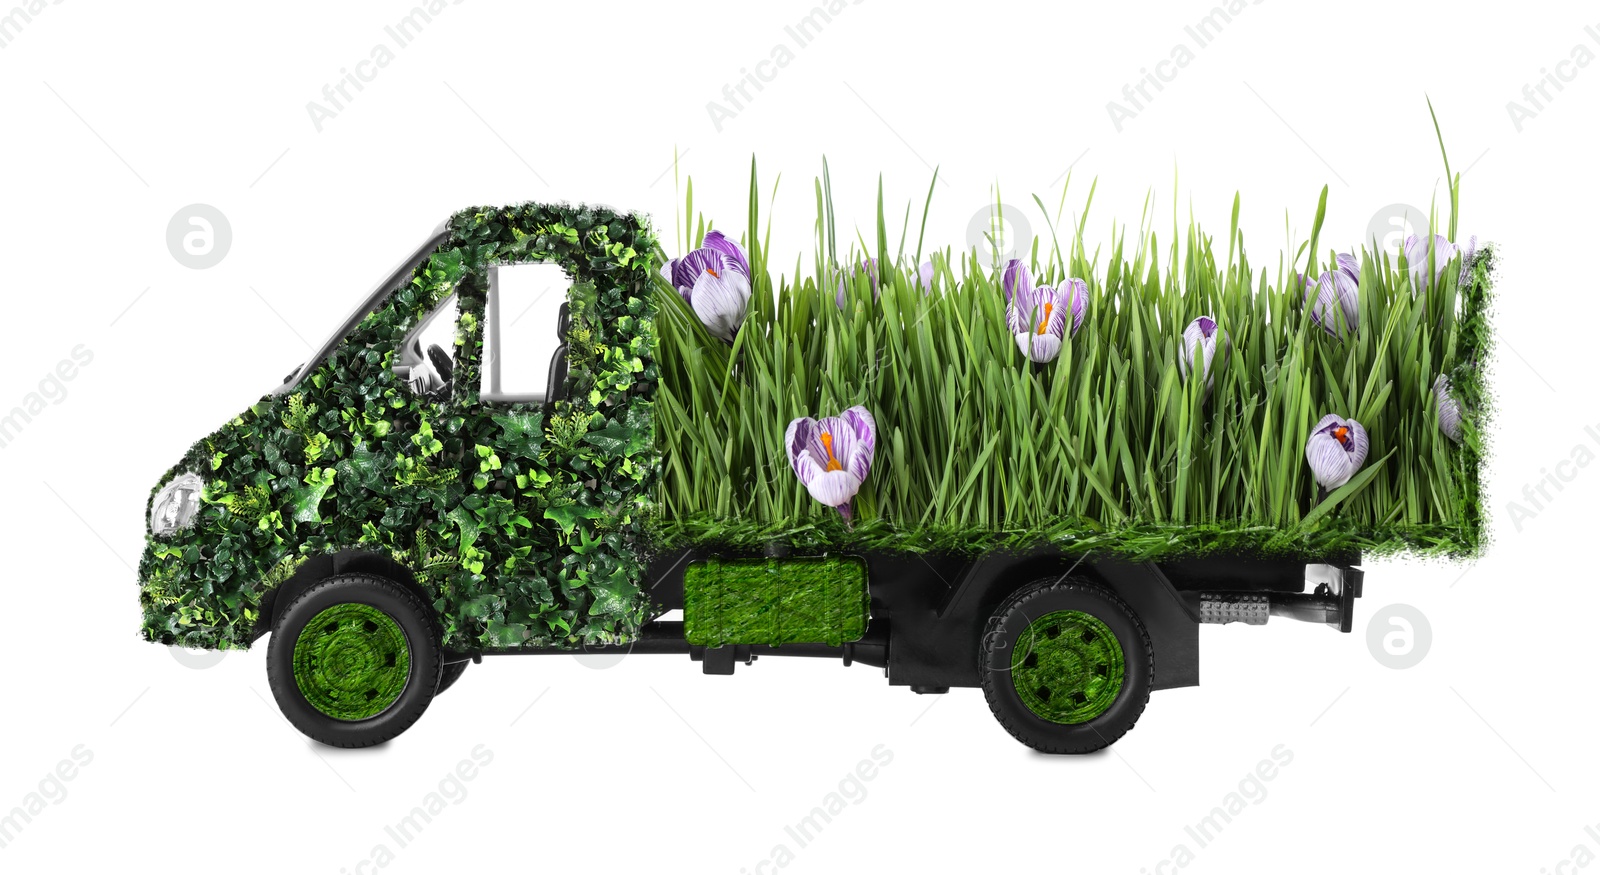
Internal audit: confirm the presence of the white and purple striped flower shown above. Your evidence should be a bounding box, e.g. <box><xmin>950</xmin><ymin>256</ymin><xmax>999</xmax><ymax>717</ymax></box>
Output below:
<box><xmin>1434</xmin><ymin>374</ymin><xmax>1462</xmax><ymax>443</ymax></box>
<box><xmin>835</xmin><ymin>258</ymin><xmax>881</xmax><ymax>309</ymax></box>
<box><xmin>668</xmin><ymin>230</ymin><xmax>751</xmax><ymax>343</ymax></box>
<box><xmin>1003</xmin><ymin>259</ymin><xmax>1087</xmax><ymax>363</ymax></box>
<box><xmin>1403</xmin><ymin>233</ymin><xmax>1476</xmax><ymax>293</ymax></box>
<box><xmin>1305</xmin><ymin>252</ymin><xmax>1360</xmax><ymax>336</ymax></box>
<box><xmin>785</xmin><ymin>406</ymin><xmax>876</xmax><ymax>522</ymax></box>
<box><xmin>1178</xmin><ymin>315</ymin><xmax>1227</xmax><ymax>390</ymax></box>
<box><xmin>1305</xmin><ymin>414</ymin><xmax>1370</xmax><ymax>491</ymax></box>
<box><xmin>1460</xmin><ymin>235</ymin><xmax>1478</xmax><ymax>284</ymax></box>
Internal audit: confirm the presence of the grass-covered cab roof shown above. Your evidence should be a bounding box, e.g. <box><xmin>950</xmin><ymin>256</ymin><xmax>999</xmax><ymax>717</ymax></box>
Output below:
<box><xmin>653</xmin><ymin>160</ymin><xmax>1490</xmax><ymax>561</ymax></box>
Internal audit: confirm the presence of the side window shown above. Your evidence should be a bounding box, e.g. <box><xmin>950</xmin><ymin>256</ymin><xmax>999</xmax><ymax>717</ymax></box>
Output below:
<box><xmin>394</xmin><ymin>292</ymin><xmax>459</xmax><ymax>399</ymax></box>
<box><xmin>482</xmin><ymin>263</ymin><xmax>572</xmax><ymax>403</ymax></box>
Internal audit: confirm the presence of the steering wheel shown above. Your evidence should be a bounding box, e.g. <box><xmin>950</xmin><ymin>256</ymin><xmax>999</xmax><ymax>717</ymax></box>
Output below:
<box><xmin>404</xmin><ymin>340</ymin><xmax>453</xmax><ymax>398</ymax></box>
<box><xmin>427</xmin><ymin>344</ymin><xmax>453</xmax><ymax>386</ymax></box>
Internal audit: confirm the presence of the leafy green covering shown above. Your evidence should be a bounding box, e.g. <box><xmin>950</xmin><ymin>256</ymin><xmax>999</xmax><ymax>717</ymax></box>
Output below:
<box><xmin>292</xmin><ymin>603</ymin><xmax>411</xmax><ymax>721</ymax></box>
<box><xmin>1010</xmin><ymin>610</ymin><xmax>1126</xmax><ymax>725</ymax></box>
<box><xmin>137</xmin><ymin>155</ymin><xmax>1492</xmax><ymax>658</ymax></box>
<box><xmin>655</xmin><ymin>161</ymin><xmax>1491</xmax><ymax>561</ymax></box>
<box><xmin>683</xmin><ymin>556</ymin><xmax>869</xmax><ymax>646</ymax></box>
<box><xmin>139</xmin><ymin>202</ymin><xmax>658</xmax><ymax>651</ymax></box>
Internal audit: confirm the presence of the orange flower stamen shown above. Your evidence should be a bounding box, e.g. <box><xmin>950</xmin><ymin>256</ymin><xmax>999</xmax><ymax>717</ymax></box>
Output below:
<box><xmin>1036</xmin><ymin>302</ymin><xmax>1054</xmax><ymax>335</ymax></box>
<box><xmin>820</xmin><ymin>432</ymin><xmax>843</xmax><ymax>472</ymax></box>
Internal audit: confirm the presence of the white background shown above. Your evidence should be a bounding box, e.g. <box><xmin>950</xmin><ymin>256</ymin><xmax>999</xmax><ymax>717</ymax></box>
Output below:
<box><xmin>0</xmin><ymin>1</ymin><xmax>1595</xmax><ymax>872</ymax></box>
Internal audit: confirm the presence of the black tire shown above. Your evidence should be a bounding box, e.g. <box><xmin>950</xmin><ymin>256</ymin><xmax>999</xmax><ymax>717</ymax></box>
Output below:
<box><xmin>436</xmin><ymin>659</ymin><xmax>468</xmax><ymax>695</ymax></box>
<box><xmin>266</xmin><ymin>573</ymin><xmax>442</xmax><ymax>748</ymax></box>
<box><xmin>979</xmin><ymin>578</ymin><xmax>1154</xmax><ymax>754</ymax></box>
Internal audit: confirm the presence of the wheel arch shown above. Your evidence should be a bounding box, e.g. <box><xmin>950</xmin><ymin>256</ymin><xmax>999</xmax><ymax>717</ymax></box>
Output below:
<box><xmin>935</xmin><ymin>550</ymin><xmax>1116</xmax><ymax>628</ymax></box>
<box><xmin>925</xmin><ymin>550</ymin><xmax>1198</xmax><ymax>691</ymax></box>
<box><xmin>253</xmin><ymin>550</ymin><xmax>435</xmax><ymax>643</ymax></box>
<box><xmin>973</xmin><ymin>554</ymin><xmax>1111</xmax><ymax>618</ymax></box>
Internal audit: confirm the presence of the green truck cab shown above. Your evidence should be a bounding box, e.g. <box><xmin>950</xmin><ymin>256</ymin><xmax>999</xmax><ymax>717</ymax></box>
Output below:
<box><xmin>139</xmin><ymin>199</ymin><xmax>1484</xmax><ymax>753</ymax></box>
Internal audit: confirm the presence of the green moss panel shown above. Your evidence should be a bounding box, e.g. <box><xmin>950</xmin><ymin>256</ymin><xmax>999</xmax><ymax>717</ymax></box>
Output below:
<box><xmin>683</xmin><ymin>556</ymin><xmax>869</xmax><ymax>647</ymax></box>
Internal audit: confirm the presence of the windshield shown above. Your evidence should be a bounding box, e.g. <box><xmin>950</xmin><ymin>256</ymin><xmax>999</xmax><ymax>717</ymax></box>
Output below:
<box><xmin>270</xmin><ymin>220</ymin><xmax>453</xmax><ymax>396</ymax></box>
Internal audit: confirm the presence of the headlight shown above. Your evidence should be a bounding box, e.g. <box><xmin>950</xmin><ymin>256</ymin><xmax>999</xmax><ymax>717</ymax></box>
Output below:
<box><xmin>150</xmin><ymin>473</ymin><xmax>204</xmax><ymax>536</ymax></box>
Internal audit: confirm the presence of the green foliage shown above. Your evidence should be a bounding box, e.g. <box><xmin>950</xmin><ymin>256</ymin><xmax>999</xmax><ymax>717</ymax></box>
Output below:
<box><xmin>135</xmin><ymin>163</ymin><xmax>1492</xmax><ymax>659</ymax></box>
<box><xmin>683</xmin><ymin>556</ymin><xmax>869</xmax><ymax>646</ymax></box>
<box><xmin>655</xmin><ymin>164</ymin><xmax>1491</xmax><ymax>560</ymax></box>
<box><xmin>139</xmin><ymin>202</ymin><xmax>660</xmax><ymax>651</ymax></box>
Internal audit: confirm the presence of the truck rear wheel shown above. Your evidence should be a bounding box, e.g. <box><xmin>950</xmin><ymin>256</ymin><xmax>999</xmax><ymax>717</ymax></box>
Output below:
<box><xmin>979</xmin><ymin>579</ymin><xmax>1153</xmax><ymax>754</ymax></box>
<box><xmin>266</xmin><ymin>573</ymin><xmax>442</xmax><ymax>747</ymax></box>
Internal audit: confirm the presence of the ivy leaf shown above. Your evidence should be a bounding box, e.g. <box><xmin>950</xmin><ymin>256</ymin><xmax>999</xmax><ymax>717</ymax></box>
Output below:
<box><xmin>335</xmin><ymin>444</ymin><xmax>387</xmax><ymax>492</ymax></box>
<box><xmin>581</xmin><ymin>422</ymin><xmax>644</xmax><ymax>457</ymax></box>
<box><xmin>492</xmin><ymin>411</ymin><xmax>545</xmax><ymax>460</ymax></box>
<box><xmin>585</xmin><ymin>567</ymin><xmax>635</xmax><ymax>617</ymax></box>
<box><xmin>543</xmin><ymin>502</ymin><xmax>602</xmax><ymax>536</ymax></box>
<box><xmin>290</xmin><ymin>468</ymin><xmax>337</xmax><ymax>524</ymax></box>
<box><xmin>446</xmin><ymin>505</ymin><xmax>482</xmax><ymax>549</ymax></box>
<box><xmin>485</xmin><ymin>620</ymin><xmax>529</xmax><ymax>647</ymax></box>
<box><xmin>570</xmin><ymin>527</ymin><xmax>603</xmax><ymax>555</ymax></box>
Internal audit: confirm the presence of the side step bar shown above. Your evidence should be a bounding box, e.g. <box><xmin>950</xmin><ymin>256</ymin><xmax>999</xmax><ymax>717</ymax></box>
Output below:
<box><xmin>1187</xmin><ymin>565</ymin><xmax>1362</xmax><ymax>633</ymax></box>
<box><xmin>486</xmin><ymin>619</ymin><xmax>891</xmax><ymax>675</ymax></box>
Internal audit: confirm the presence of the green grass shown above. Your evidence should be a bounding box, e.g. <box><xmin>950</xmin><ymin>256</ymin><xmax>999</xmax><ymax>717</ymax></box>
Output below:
<box><xmin>653</xmin><ymin>147</ymin><xmax>1490</xmax><ymax>562</ymax></box>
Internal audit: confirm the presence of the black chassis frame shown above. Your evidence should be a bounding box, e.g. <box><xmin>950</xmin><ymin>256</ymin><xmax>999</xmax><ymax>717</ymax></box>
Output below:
<box><xmin>256</xmin><ymin>546</ymin><xmax>1363</xmax><ymax>688</ymax></box>
<box><xmin>522</xmin><ymin>546</ymin><xmax>1362</xmax><ymax>690</ymax></box>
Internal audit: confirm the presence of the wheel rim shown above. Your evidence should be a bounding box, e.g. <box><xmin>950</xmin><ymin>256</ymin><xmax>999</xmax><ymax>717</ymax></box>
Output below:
<box><xmin>292</xmin><ymin>603</ymin><xmax>412</xmax><ymax>721</ymax></box>
<box><xmin>1010</xmin><ymin>610</ymin><xmax>1125</xmax><ymax>724</ymax></box>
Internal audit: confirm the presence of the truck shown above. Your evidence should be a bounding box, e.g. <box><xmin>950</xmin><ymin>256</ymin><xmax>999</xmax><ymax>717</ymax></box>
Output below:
<box><xmin>139</xmin><ymin>180</ymin><xmax>1488</xmax><ymax>753</ymax></box>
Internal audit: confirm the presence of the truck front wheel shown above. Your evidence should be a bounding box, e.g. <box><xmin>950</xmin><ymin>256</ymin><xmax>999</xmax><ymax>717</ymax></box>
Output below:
<box><xmin>266</xmin><ymin>573</ymin><xmax>442</xmax><ymax>747</ymax></box>
<box><xmin>436</xmin><ymin>659</ymin><xmax>468</xmax><ymax>695</ymax></box>
<box><xmin>979</xmin><ymin>579</ymin><xmax>1153</xmax><ymax>754</ymax></box>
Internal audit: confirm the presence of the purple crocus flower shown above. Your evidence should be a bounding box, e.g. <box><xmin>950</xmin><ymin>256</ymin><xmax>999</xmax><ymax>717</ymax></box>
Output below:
<box><xmin>1178</xmin><ymin>315</ymin><xmax>1227</xmax><ymax>390</ymax></box>
<box><xmin>1434</xmin><ymin>374</ymin><xmax>1462</xmax><ymax>443</ymax></box>
<box><xmin>915</xmin><ymin>261</ymin><xmax>936</xmax><ymax>293</ymax></box>
<box><xmin>1060</xmin><ymin>277</ymin><xmax>1089</xmax><ymax>336</ymax></box>
<box><xmin>1305</xmin><ymin>414</ymin><xmax>1370</xmax><ymax>491</ymax></box>
<box><xmin>1305</xmin><ymin>253</ymin><xmax>1360</xmax><ymax>336</ymax></box>
<box><xmin>1002</xmin><ymin>259</ymin><xmax>1087</xmax><ymax>363</ymax></box>
<box><xmin>1457</xmin><ymin>235</ymin><xmax>1479</xmax><ymax>285</ymax></box>
<box><xmin>1002</xmin><ymin>259</ymin><xmax>1031</xmax><ymax>303</ymax></box>
<box><xmin>1403</xmin><ymin>233</ymin><xmax>1475</xmax><ymax>293</ymax></box>
<box><xmin>701</xmin><ymin>229</ymin><xmax>750</xmax><ymax>277</ymax></box>
<box><xmin>785</xmin><ymin>406</ymin><xmax>876</xmax><ymax>522</ymax></box>
<box><xmin>669</xmin><ymin>230</ymin><xmax>751</xmax><ymax>343</ymax></box>
<box><xmin>835</xmin><ymin>258</ymin><xmax>881</xmax><ymax>308</ymax></box>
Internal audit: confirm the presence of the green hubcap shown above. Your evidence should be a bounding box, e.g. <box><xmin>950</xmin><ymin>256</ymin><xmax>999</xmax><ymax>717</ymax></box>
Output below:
<box><xmin>1010</xmin><ymin>610</ymin><xmax>1125</xmax><ymax>724</ymax></box>
<box><xmin>292</xmin><ymin>603</ymin><xmax>411</xmax><ymax>721</ymax></box>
